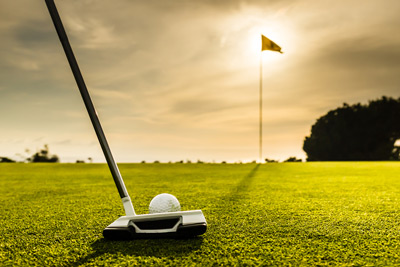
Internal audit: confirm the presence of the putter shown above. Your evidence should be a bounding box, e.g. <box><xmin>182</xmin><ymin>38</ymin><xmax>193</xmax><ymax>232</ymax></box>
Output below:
<box><xmin>44</xmin><ymin>0</ymin><xmax>207</xmax><ymax>239</ymax></box>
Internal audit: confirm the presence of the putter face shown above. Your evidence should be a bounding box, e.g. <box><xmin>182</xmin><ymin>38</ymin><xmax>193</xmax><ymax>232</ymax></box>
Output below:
<box><xmin>103</xmin><ymin>210</ymin><xmax>207</xmax><ymax>240</ymax></box>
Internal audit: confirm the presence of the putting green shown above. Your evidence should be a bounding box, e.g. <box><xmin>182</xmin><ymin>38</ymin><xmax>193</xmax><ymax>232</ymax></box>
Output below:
<box><xmin>1</xmin><ymin>162</ymin><xmax>400</xmax><ymax>265</ymax></box>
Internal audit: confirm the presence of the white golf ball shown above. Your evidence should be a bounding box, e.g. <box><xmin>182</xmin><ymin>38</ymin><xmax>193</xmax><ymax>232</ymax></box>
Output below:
<box><xmin>149</xmin><ymin>193</ymin><xmax>181</xmax><ymax>214</ymax></box>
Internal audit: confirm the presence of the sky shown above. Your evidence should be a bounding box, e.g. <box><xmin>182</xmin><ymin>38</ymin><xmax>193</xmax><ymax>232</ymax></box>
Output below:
<box><xmin>1</xmin><ymin>0</ymin><xmax>400</xmax><ymax>163</ymax></box>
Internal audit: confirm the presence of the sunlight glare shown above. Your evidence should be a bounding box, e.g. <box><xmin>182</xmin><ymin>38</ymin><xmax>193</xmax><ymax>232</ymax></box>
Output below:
<box><xmin>222</xmin><ymin>11</ymin><xmax>295</xmax><ymax>73</ymax></box>
<box><xmin>242</xmin><ymin>24</ymin><xmax>288</xmax><ymax>67</ymax></box>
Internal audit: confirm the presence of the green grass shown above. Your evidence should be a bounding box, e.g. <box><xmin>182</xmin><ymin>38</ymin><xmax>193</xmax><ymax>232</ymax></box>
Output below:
<box><xmin>1</xmin><ymin>162</ymin><xmax>400</xmax><ymax>266</ymax></box>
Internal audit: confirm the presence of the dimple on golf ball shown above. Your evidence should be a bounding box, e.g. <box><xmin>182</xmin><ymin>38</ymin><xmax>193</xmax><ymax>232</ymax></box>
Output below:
<box><xmin>149</xmin><ymin>193</ymin><xmax>181</xmax><ymax>214</ymax></box>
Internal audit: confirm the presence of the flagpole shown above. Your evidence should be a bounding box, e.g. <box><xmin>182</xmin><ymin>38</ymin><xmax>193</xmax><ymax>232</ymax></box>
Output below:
<box><xmin>258</xmin><ymin>34</ymin><xmax>282</xmax><ymax>164</ymax></box>
<box><xmin>259</xmin><ymin>51</ymin><xmax>263</xmax><ymax>164</ymax></box>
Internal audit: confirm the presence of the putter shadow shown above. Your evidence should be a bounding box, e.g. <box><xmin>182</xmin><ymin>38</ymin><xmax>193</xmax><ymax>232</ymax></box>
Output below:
<box><xmin>71</xmin><ymin>237</ymin><xmax>204</xmax><ymax>265</ymax></box>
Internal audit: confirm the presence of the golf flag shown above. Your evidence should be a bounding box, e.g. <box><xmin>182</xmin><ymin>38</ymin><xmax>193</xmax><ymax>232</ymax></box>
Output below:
<box><xmin>261</xmin><ymin>35</ymin><xmax>283</xmax><ymax>53</ymax></box>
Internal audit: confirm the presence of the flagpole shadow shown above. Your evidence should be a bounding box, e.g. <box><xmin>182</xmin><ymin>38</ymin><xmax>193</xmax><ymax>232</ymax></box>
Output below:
<box><xmin>224</xmin><ymin>163</ymin><xmax>260</xmax><ymax>203</ymax></box>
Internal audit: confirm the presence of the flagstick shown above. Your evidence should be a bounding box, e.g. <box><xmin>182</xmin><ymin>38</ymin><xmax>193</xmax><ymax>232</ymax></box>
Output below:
<box><xmin>259</xmin><ymin>51</ymin><xmax>263</xmax><ymax>164</ymax></box>
<box><xmin>258</xmin><ymin>34</ymin><xmax>282</xmax><ymax>164</ymax></box>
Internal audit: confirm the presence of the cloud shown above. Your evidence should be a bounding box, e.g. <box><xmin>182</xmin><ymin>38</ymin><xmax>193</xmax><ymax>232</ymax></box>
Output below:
<box><xmin>168</xmin><ymin>96</ymin><xmax>240</xmax><ymax>116</ymax></box>
<box><xmin>55</xmin><ymin>139</ymin><xmax>72</xmax><ymax>145</ymax></box>
<box><xmin>14</xmin><ymin>20</ymin><xmax>54</xmax><ymax>48</ymax></box>
<box><xmin>318</xmin><ymin>36</ymin><xmax>400</xmax><ymax>71</ymax></box>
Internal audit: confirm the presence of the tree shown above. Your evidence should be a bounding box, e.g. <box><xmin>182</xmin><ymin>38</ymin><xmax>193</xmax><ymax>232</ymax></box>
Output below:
<box><xmin>303</xmin><ymin>96</ymin><xmax>400</xmax><ymax>161</ymax></box>
<box><xmin>28</xmin><ymin>144</ymin><xmax>60</xmax><ymax>163</ymax></box>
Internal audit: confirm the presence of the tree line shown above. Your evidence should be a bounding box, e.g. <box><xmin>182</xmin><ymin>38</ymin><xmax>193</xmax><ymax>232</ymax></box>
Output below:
<box><xmin>2</xmin><ymin>96</ymin><xmax>399</xmax><ymax>163</ymax></box>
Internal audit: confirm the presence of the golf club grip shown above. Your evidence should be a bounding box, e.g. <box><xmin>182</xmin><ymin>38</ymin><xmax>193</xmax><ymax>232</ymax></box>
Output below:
<box><xmin>44</xmin><ymin>0</ymin><xmax>129</xmax><ymax>199</ymax></box>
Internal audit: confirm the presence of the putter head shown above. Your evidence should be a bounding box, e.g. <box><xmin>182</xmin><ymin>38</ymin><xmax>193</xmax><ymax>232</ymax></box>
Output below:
<box><xmin>103</xmin><ymin>210</ymin><xmax>207</xmax><ymax>240</ymax></box>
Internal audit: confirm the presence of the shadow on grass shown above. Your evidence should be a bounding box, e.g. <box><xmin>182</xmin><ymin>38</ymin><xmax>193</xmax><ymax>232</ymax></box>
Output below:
<box><xmin>72</xmin><ymin>236</ymin><xmax>204</xmax><ymax>265</ymax></box>
<box><xmin>224</xmin><ymin>164</ymin><xmax>260</xmax><ymax>203</ymax></box>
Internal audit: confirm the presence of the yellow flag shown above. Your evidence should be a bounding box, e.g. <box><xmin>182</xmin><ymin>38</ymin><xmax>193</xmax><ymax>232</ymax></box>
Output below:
<box><xmin>261</xmin><ymin>35</ymin><xmax>283</xmax><ymax>53</ymax></box>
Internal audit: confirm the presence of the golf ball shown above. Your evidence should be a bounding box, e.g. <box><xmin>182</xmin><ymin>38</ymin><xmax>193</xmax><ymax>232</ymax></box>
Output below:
<box><xmin>149</xmin><ymin>193</ymin><xmax>181</xmax><ymax>214</ymax></box>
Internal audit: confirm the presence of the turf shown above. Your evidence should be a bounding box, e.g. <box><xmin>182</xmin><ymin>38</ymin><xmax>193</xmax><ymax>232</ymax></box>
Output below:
<box><xmin>1</xmin><ymin>162</ymin><xmax>400</xmax><ymax>266</ymax></box>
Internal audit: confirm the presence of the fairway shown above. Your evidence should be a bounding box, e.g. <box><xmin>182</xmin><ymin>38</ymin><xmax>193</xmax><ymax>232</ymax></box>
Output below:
<box><xmin>1</xmin><ymin>162</ymin><xmax>400</xmax><ymax>266</ymax></box>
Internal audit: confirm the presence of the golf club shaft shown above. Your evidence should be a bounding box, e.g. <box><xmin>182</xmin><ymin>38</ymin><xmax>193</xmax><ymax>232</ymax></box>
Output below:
<box><xmin>44</xmin><ymin>0</ymin><xmax>133</xmax><ymax>212</ymax></box>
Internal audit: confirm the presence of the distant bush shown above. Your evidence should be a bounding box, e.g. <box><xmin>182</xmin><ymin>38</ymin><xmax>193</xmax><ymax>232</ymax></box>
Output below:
<box><xmin>27</xmin><ymin>145</ymin><xmax>59</xmax><ymax>163</ymax></box>
<box><xmin>284</xmin><ymin>157</ymin><xmax>302</xmax><ymax>162</ymax></box>
<box><xmin>0</xmin><ymin>157</ymin><xmax>15</xmax><ymax>163</ymax></box>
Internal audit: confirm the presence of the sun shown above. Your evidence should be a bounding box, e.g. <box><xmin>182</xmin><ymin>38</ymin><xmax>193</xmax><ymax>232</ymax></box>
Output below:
<box><xmin>236</xmin><ymin>24</ymin><xmax>287</xmax><ymax>70</ymax></box>
<box><xmin>222</xmin><ymin>12</ymin><xmax>293</xmax><ymax>70</ymax></box>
